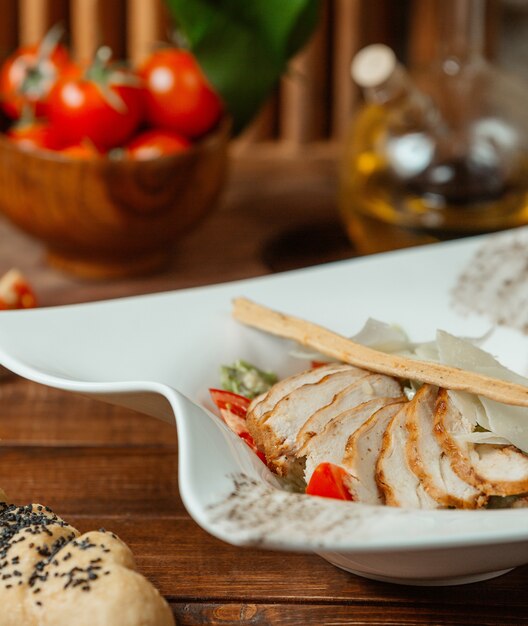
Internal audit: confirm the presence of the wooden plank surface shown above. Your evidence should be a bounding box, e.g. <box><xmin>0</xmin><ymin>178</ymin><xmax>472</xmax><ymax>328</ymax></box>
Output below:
<box><xmin>168</xmin><ymin>603</ymin><xmax>528</xmax><ymax>626</ymax></box>
<box><xmin>1</xmin><ymin>445</ymin><xmax>182</xmax><ymax>515</ymax></box>
<box><xmin>0</xmin><ymin>149</ymin><xmax>526</xmax><ymax>624</ymax></box>
<box><xmin>0</xmin><ymin>378</ymin><xmax>176</xmax><ymax>444</ymax></box>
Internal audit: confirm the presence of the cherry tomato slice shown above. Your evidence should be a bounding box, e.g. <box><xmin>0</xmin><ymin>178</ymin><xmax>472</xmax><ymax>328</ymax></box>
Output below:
<box><xmin>305</xmin><ymin>463</ymin><xmax>354</xmax><ymax>501</ymax></box>
<box><xmin>209</xmin><ymin>388</ymin><xmax>250</xmax><ymax>418</ymax></box>
<box><xmin>311</xmin><ymin>360</ymin><xmax>330</xmax><ymax>369</ymax></box>
<box><xmin>219</xmin><ymin>407</ymin><xmax>247</xmax><ymax>436</ymax></box>
<box><xmin>239</xmin><ymin>432</ymin><xmax>267</xmax><ymax>464</ymax></box>
<box><xmin>209</xmin><ymin>389</ymin><xmax>266</xmax><ymax>464</ymax></box>
<box><xmin>0</xmin><ymin>269</ymin><xmax>37</xmax><ymax>310</ymax></box>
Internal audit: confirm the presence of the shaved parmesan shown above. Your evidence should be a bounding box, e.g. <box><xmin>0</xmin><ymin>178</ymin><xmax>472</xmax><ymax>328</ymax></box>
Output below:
<box><xmin>437</xmin><ymin>331</ymin><xmax>528</xmax><ymax>453</ymax></box>
<box><xmin>289</xmin><ymin>318</ymin><xmax>412</xmax><ymax>363</ymax></box>
<box><xmin>454</xmin><ymin>432</ymin><xmax>512</xmax><ymax>445</ymax></box>
<box><xmin>412</xmin><ymin>341</ymin><xmax>440</xmax><ymax>362</ymax></box>
<box><xmin>350</xmin><ymin>318</ymin><xmax>412</xmax><ymax>353</ymax></box>
<box><xmin>447</xmin><ymin>389</ymin><xmax>489</xmax><ymax>431</ymax></box>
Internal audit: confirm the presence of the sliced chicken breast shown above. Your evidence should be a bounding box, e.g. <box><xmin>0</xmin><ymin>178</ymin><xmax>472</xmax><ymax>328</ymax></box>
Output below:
<box><xmin>247</xmin><ymin>363</ymin><xmax>353</xmax><ymax>460</ymax></box>
<box><xmin>342</xmin><ymin>401</ymin><xmax>406</xmax><ymax>505</ymax></box>
<box><xmin>251</xmin><ymin>368</ymin><xmax>373</xmax><ymax>475</ymax></box>
<box><xmin>303</xmin><ymin>397</ymin><xmax>402</xmax><ymax>483</ymax></box>
<box><xmin>376</xmin><ymin>402</ymin><xmax>438</xmax><ymax>509</ymax></box>
<box><xmin>247</xmin><ymin>363</ymin><xmax>362</xmax><ymax>426</ymax></box>
<box><xmin>406</xmin><ymin>385</ymin><xmax>486</xmax><ymax>509</ymax></box>
<box><xmin>296</xmin><ymin>374</ymin><xmax>402</xmax><ymax>452</ymax></box>
<box><xmin>434</xmin><ymin>389</ymin><xmax>528</xmax><ymax>496</ymax></box>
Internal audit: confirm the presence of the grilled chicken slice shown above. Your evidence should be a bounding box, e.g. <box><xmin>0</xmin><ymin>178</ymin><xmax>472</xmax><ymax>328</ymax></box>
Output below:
<box><xmin>342</xmin><ymin>401</ymin><xmax>406</xmax><ymax>505</ymax></box>
<box><xmin>296</xmin><ymin>374</ymin><xmax>402</xmax><ymax>452</ymax></box>
<box><xmin>434</xmin><ymin>389</ymin><xmax>528</xmax><ymax>496</ymax></box>
<box><xmin>376</xmin><ymin>401</ymin><xmax>438</xmax><ymax>509</ymax></box>
<box><xmin>247</xmin><ymin>363</ymin><xmax>362</xmax><ymax>426</ymax></box>
<box><xmin>303</xmin><ymin>397</ymin><xmax>403</xmax><ymax>483</ymax></box>
<box><xmin>406</xmin><ymin>385</ymin><xmax>486</xmax><ymax>509</ymax></box>
<box><xmin>248</xmin><ymin>367</ymin><xmax>372</xmax><ymax>476</ymax></box>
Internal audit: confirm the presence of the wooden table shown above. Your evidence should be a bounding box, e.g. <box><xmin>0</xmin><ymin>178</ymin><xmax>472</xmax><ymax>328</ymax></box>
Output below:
<box><xmin>1</xmin><ymin>146</ymin><xmax>527</xmax><ymax>625</ymax></box>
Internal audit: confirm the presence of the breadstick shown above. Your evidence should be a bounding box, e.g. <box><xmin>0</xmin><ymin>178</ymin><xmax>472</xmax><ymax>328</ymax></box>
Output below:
<box><xmin>232</xmin><ymin>297</ymin><xmax>528</xmax><ymax>408</ymax></box>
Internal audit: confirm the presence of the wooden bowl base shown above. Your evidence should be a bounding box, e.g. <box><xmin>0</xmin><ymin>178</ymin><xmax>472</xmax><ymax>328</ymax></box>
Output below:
<box><xmin>46</xmin><ymin>248</ymin><xmax>172</xmax><ymax>279</ymax></box>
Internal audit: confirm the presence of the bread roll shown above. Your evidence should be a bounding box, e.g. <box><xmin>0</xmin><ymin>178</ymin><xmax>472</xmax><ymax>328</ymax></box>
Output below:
<box><xmin>0</xmin><ymin>501</ymin><xmax>174</xmax><ymax>626</ymax></box>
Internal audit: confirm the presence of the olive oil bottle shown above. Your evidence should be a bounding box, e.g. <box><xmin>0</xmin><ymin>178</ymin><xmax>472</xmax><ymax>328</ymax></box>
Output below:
<box><xmin>339</xmin><ymin>0</ymin><xmax>528</xmax><ymax>255</ymax></box>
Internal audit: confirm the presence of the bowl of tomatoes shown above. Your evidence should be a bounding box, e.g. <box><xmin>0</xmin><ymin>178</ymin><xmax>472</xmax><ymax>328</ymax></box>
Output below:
<box><xmin>0</xmin><ymin>29</ymin><xmax>229</xmax><ymax>278</ymax></box>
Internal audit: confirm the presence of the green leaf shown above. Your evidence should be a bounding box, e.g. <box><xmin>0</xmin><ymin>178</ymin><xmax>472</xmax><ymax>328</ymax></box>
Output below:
<box><xmin>164</xmin><ymin>0</ymin><xmax>320</xmax><ymax>134</ymax></box>
<box><xmin>220</xmin><ymin>359</ymin><xmax>277</xmax><ymax>398</ymax></box>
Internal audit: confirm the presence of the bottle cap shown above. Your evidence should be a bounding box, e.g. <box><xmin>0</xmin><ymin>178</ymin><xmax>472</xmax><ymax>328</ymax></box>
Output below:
<box><xmin>351</xmin><ymin>44</ymin><xmax>397</xmax><ymax>88</ymax></box>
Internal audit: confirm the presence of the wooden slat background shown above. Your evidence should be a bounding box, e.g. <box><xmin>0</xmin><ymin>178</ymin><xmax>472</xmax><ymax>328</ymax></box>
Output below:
<box><xmin>0</xmin><ymin>0</ymin><xmax>506</xmax><ymax>148</ymax></box>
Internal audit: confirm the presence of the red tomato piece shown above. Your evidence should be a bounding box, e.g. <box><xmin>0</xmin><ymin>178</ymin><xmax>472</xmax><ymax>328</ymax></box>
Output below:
<box><xmin>59</xmin><ymin>141</ymin><xmax>100</xmax><ymax>159</ymax></box>
<box><xmin>209</xmin><ymin>389</ymin><xmax>266</xmax><ymax>464</ymax></box>
<box><xmin>305</xmin><ymin>463</ymin><xmax>354</xmax><ymax>501</ymax></box>
<box><xmin>209</xmin><ymin>388</ymin><xmax>250</xmax><ymax>418</ymax></box>
<box><xmin>0</xmin><ymin>25</ymin><xmax>73</xmax><ymax>119</ymax></box>
<box><xmin>220</xmin><ymin>408</ymin><xmax>267</xmax><ymax>464</ymax></box>
<box><xmin>7</xmin><ymin>120</ymin><xmax>61</xmax><ymax>152</ymax></box>
<box><xmin>219</xmin><ymin>407</ymin><xmax>247</xmax><ymax>436</ymax></box>
<box><xmin>139</xmin><ymin>48</ymin><xmax>222</xmax><ymax>138</ymax></box>
<box><xmin>311</xmin><ymin>360</ymin><xmax>330</xmax><ymax>369</ymax></box>
<box><xmin>125</xmin><ymin>129</ymin><xmax>190</xmax><ymax>160</ymax></box>
<box><xmin>0</xmin><ymin>269</ymin><xmax>37</xmax><ymax>310</ymax></box>
<box><xmin>239</xmin><ymin>432</ymin><xmax>267</xmax><ymax>464</ymax></box>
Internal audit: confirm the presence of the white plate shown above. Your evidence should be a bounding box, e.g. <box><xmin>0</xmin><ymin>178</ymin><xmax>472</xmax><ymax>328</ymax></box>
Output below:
<box><xmin>1</xmin><ymin>230</ymin><xmax>528</xmax><ymax>586</ymax></box>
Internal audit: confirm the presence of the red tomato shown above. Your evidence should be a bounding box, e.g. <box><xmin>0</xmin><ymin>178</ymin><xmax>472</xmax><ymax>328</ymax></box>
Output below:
<box><xmin>311</xmin><ymin>360</ymin><xmax>330</xmax><ymax>369</ymax></box>
<box><xmin>239</xmin><ymin>432</ymin><xmax>267</xmax><ymax>464</ymax></box>
<box><xmin>305</xmin><ymin>463</ymin><xmax>354</xmax><ymax>501</ymax></box>
<box><xmin>218</xmin><ymin>407</ymin><xmax>248</xmax><ymax>436</ymax></box>
<box><xmin>139</xmin><ymin>49</ymin><xmax>222</xmax><ymax>138</ymax></box>
<box><xmin>0</xmin><ymin>269</ymin><xmax>36</xmax><ymax>310</ymax></box>
<box><xmin>126</xmin><ymin>129</ymin><xmax>190</xmax><ymax>160</ymax></box>
<box><xmin>7</xmin><ymin>120</ymin><xmax>61</xmax><ymax>152</ymax></box>
<box><xmin>47</xmin><ymin>66</ymin><xmax>144</xmax><ymax>150</ymax></box>
<box><xmin>219</xmin><ymin>410</ymin><xmax>266</xmax><ymax>464</ymax></box>
<box><xmin>209</xmin><ymin>389</ymin><xmax>266</xmax><ymax>464</ymax></box>
<box><xmin>0</xmin><ymin>26</ymin><xmax>73</xmax><ymax>119</ymax></box>
<box><xmin>59</xmin><ymin>141</ymin><xmax>100</xmax><ymax>159</ymax></box>
<box><xmin>209</xmin><ymin>389</ymin><xmax>251</xmax><ymax>418</ymax></box>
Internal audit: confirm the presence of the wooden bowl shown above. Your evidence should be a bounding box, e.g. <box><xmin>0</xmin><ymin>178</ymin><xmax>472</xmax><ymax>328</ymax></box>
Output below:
<box><xmin>0</xmin><ymin>117</ymin><xmax>230</xmax><ymax>278</ymax></box>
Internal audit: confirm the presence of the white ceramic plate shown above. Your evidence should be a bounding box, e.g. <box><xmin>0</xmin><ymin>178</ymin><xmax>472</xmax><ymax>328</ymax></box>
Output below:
<box><xmin>1</xmin><ymin>230</ymin><xmax>528</xmax><ymax>587</ymax></box>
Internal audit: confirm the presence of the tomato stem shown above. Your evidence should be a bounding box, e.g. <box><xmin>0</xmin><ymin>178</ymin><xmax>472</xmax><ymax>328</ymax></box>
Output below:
<box><xmin>168</xmin><ymin>27</ymin><xmax>190</xmax><ymax>51</ymax></box>
<box><xmin>37</xmin><ymin>23</ymin><xmax>64</xmax><ymax>64</ymax></box>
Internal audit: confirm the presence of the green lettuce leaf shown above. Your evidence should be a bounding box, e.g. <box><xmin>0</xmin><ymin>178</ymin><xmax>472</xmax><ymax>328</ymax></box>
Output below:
<box><xmin>220</xmin><ymin>359</ymin><xmax>277</xmax><ymax>398</ymax></box>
